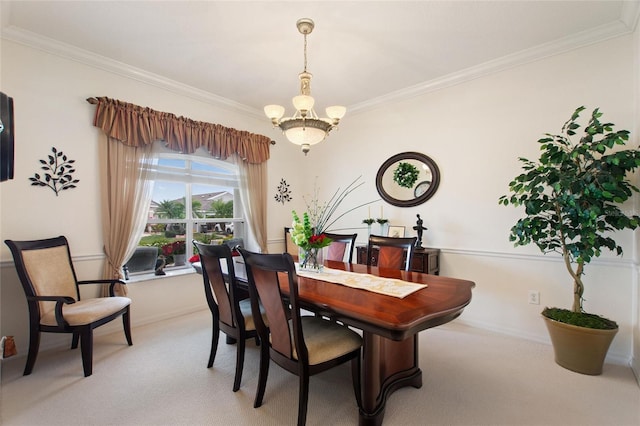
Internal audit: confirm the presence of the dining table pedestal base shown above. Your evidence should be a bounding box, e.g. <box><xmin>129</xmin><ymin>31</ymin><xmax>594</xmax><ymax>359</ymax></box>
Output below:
<box><xmin>358</xmin><ymin>332</ymin><xmax>422</xmax><ymax>426</ymax></box>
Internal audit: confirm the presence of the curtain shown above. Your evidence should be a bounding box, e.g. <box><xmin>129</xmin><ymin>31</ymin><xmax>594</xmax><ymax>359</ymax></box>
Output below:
<box><xmin>88</xmin><ymin>96</ymin><xmax>272</xmax><ymax>287</ymax></box>
<box><xmin>234</xmin><ymin>154</ymin><xmax>268</xmax><ymax>252</ymax></box>
<box><xmin>88</xmin><ymin>97</ymin><xmax>271</xmax><ymax>163</ymax></box>
<box><xmin>99</xmin><ymin>134</ymin><xmax>155</xmax><ymax>296</ymax></box>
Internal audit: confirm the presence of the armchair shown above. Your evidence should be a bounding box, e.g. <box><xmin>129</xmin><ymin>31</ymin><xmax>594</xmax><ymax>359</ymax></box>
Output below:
<box><xmin>4</xmin><ymin>236</ymin><xmax>132</xmax><ymax>377</ymax></box>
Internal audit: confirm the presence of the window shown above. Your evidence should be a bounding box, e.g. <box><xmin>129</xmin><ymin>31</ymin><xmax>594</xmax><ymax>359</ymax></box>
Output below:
<box><xmin>133</xmin><ymin>148</ymin><xmax>244</xmax><ymax>273</ymax></box>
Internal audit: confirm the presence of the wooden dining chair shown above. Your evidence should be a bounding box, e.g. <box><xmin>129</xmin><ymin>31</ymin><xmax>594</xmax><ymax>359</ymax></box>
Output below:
<box><xmin>193</xmin><ymin>241</ymin><xmax>266</xmax><ymax>392</ymax></box>
<box><xmin>367</xmin><ymin>234</ymin><xmax>418</xmax><ymax>271</ymax></box>
<box><xmin>239</xmin><ymin>248</ymin><xmax>362</xmax><ymax>426</ymax></box>
<box><xmin>283</xmin><ymin>227</ymin><xmax>299</xmax><ymax>257</ymax></box>
<box><xmin>4</xmin><ymin>236</ymin><xmax>132</xmax><ymax>377</ymax></box>
<box><xmin>323</xmin><ymin>232</ymin><xmax>357</xmax><ymax>263</ymax></box>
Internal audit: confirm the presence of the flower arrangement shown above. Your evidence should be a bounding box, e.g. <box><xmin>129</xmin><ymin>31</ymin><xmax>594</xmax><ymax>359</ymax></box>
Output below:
<box><xmin>162</xmin><ymin>240</ymin><xmax>186</xmax><ymax>256</ymax></box>
<box><xmin>291</xmin><ymin>211</ymin><xmax>333</xmax><ymax>250</ymax></box>
<box><xmin>291</xmin><ymin>176</ymin><xmax>376</xmax><ymax>268</ymax></box>
<box><xmin>362</xmin><ymin>218</ymin><xmax>375</xmax><ymax>225</ymax></box>
<box><xmin>393</xmin><ymin>162</ymin><xmax>419</xmax><ymax>188</ymax></box>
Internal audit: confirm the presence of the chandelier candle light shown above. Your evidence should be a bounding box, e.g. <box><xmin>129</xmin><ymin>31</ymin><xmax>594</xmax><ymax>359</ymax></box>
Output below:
<box><xmin>264</xmin><ymin>18</ymin><xmax>346</xmax><ymax>155</ymax></box>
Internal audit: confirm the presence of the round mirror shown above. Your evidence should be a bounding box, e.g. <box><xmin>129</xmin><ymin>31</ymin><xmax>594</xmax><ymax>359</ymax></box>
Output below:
<box><xmin>376</xmin><ymin>152</ymin><xmax>440</xmax><ymax>207</ymax></box>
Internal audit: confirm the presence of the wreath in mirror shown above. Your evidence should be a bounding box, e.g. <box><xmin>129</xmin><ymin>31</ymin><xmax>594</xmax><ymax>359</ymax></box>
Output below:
<box><xmin>393</xmin><ymin>162</ymin><xmax>419</xmax><ymax>188</ymax></box>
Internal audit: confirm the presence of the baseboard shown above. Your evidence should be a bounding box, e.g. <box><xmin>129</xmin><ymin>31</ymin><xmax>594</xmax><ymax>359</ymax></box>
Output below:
<box><xmin>456</xmin><ymin>318</ymin><xmax>632</xmax><ymax>367</ymax></box>
<box><xmin>10</xmin><ymin>306</ymin><xmax>209</xmax><ymax>361</ymax></box>
<box><xmin>632</xmin><ymin>356</ymin><xmax>640</xmax><ymax>386</ymax></box>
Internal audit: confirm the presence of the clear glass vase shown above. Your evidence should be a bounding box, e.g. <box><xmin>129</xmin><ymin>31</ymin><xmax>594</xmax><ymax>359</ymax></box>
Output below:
<box><xmin>173</xmin><ymin>254</ymin><xmax>187</xmax><ymax>266</ymax></box>
<box><xmin>298</xmin><ymin>246</ymin><xmax>324</xmax><ymax>272</ymax></box>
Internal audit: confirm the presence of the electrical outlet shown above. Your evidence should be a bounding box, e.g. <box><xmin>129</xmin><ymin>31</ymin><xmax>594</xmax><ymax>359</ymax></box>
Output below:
<box><xmin>528</xmin><ymin>290</ymin><xmax>540</xmax><ymax>305</ymax></box>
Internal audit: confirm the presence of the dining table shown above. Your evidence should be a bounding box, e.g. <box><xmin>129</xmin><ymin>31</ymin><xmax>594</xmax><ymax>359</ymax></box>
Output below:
<box><xmin>196</xmin><ymin>256</ymin><xmax>475</xmax><ymax>426</ymax></box>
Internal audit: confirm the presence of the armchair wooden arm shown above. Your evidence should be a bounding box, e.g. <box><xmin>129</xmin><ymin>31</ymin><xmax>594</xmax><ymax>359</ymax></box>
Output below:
<box><xmin>27</xmin><ymin>295</ymin><xmax>76</xmax><ymax>328</ymax></box>
<box><xmin>77</xmin><ymin>279</ymin><xmax>126</xmax><ymax>296</ymax></box>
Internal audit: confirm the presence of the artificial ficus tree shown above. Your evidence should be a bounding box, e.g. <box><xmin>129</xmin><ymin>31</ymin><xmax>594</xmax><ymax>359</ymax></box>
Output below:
<box><xmin>499</xmin><ymin>106</ymin><xmax>640</xmax><ymax>315</ymax></box>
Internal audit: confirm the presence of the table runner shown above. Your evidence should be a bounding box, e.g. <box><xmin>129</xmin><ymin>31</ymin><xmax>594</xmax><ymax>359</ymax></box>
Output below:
<box><xmin>296</xmin><ymin>265</ymin><xmax>426</xmax><ymax>298</ymax></box>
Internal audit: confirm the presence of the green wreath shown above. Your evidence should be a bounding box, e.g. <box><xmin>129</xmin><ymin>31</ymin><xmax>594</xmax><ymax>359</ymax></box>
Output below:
<box><xmin>393</xmin><ymin>162</ymin><xmax>419</xmax><ymax>188</ymax></box>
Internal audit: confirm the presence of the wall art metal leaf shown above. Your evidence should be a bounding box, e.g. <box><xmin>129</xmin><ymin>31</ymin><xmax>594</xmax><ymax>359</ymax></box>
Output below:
<box><xmin>274</xmin><ymin>178</ymin><xmax>292</xmax><ymax>204</ymax></box>
<box><xmin>29</xmin><ymin>147</ymin><xmax>79</xmax><ymax>196</ymax></box>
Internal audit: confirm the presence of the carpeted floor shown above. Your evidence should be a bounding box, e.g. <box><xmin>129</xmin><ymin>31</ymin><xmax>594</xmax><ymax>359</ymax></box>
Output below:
<box><xmin>1</xmin><ymin>309</ymin><xmax>639</xmax><ymax>426</ymax></box>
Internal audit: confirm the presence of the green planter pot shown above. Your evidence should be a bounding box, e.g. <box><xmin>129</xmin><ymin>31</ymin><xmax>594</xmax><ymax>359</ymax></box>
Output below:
<box><xmin>542</xmin><ymin>315</ymin><xmax>618</xmax><ymax>375</ymax></box>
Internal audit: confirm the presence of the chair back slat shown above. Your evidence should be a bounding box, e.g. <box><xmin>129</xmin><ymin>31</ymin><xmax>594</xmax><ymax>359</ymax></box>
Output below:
<box><xmin>194</xmin><ymin>242</ymin><xmax>239</xmax><ymax>328</ymax></box>
<box><xmin>240</xmin><ymin>250</ymin><xmax>300</xmax><ymax>360</ymax></box>
<box><xmin>367</xmin><ymin>235</ymin><xmax>418</xmax><ymax>271</ymax></box>
<box><xmin>324</xmin><ymin>232</ymin><xmax>357</xmax><ymax>263</ymax></box>
<box><xmin>326</xmin><ymin>242</ymin><xmax>347</xmax><ymax>262</ymax></box>
<box><xmin>250</xmin><ymin>266</ymin><xmax>293</xmax><ymax>358</ymax></box>
<box><xmin>377</xmin><ymin>246</ymin><xmax>405</xmax><ymax>270</ymax></box>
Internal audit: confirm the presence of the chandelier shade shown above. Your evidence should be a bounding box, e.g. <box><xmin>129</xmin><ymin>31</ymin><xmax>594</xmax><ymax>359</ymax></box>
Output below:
<box><xmin>264</xmin><ymin>18</ymin><xmax>345</xmax><ymax>155</ymax></box>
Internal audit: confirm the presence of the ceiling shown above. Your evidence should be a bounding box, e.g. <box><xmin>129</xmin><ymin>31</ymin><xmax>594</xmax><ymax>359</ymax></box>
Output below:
<box><xmin>1</xmin><ymin>1</ymin><xmax>638</xmax><ymax>116</ymax></box>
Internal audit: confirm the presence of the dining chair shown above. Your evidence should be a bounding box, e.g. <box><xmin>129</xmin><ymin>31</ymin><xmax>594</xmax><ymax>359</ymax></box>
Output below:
<box><xmin>4</xmin><ymin>236</ymin><xmax>132</xmax><ymax>377</ymax></box>
<box><xmin>193</xmin><ymin>240</ymin><xmax>266</xmax><ymax>392</ymax></box>
<box><xmin>283</xmin><ymin>227</ymin><xmax>299</xmax><ymax>257</ymax></box>
<box><xmin>323</xmin><ymin>232</ymin><xmax>357</xmax><ymax>263</ymax></box>
<box><xmin>367</xmin><ymin>234</ymin><xmax>418</xmax><ymax>271</ymax></box>
<box><xmin>238</xmin><ymin>248</ymin><xmax>362</xmax><ymax>426</ymax></box>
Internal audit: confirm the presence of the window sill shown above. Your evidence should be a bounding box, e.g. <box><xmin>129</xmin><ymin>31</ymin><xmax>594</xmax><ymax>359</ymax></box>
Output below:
<box><xmin>125</xmin><ymin>265</ymin><xmax>197</xmax><ymax>283</ymax></box>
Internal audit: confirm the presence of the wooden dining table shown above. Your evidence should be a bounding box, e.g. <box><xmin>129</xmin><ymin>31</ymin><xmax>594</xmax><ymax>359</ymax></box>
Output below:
<box><xmin>199</xmin><ymin>257</ymin><xmax>475</xmax><ymax>426</ymax></box>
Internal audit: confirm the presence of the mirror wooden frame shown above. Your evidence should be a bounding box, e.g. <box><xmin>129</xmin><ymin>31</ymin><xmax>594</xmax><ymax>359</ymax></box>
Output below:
<box><xmin>376</xmin><ymin>151</ymin><xmax>440</xmax><ymax>207</ymax></box>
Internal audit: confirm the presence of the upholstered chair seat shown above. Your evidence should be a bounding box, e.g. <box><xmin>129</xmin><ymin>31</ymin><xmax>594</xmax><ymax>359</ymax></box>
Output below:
<box><xmin>288</xmin><ymin>317</ymin><xmax>362</xmax><ymax>364</ymax></box>
<box><xmin>40</xmin><ymin>297</ymin><xmax>131</xmax><ymax>327</ymax></box>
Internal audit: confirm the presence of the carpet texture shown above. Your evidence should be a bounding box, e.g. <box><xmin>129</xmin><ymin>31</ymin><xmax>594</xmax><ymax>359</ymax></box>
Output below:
<box><xmin>1</xmin><ymin>309</ymin><xmax>638</xmax><ymax>425</ymax></box>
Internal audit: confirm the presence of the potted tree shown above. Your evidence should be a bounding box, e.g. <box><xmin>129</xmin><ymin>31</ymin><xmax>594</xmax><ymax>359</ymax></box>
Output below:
<box><xmin>499</xmin><ymin>106</ymin><xmax>640</xmax><ymax>375</ymax></box>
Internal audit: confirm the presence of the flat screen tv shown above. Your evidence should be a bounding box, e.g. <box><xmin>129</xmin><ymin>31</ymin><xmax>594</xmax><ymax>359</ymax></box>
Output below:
<box><xmin>0</xmin><ymin>92</ymin><xmax>15</xmax><ymax>182</ymax></box>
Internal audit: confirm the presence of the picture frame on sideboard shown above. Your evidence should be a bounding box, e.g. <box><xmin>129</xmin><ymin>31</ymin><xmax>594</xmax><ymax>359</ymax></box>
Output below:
<box><xmin>387</xmin><ymin>226</ymin><xmax>405</xmax><ymax>238</ymax></box>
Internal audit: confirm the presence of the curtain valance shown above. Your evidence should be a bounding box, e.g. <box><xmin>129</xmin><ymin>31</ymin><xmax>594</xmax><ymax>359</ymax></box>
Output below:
<box><xmin>87</xmin><ymin>97</ymin><xmax>271</xmax><ymax>164</ymax></box>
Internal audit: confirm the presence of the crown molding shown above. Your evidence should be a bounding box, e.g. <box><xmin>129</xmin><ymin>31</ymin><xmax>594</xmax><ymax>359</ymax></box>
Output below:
<box><xmin>350</xmin><ymin>18</ymin><xmax>637</xmax><ymax>114</ymax></box>
<box><xmin>621</xmin><ymin>0</ymin><xmax>640</xmax><ymax>30</ymax></box>
<box><xmin>0</xmin><ymin>26</ymin><xmax>264</xmax><ymax>118</ymax></box>
<box><xmin>2</xmin><ymin>2</ymin><xmax>638</xmax><ymax>118</ymax></box>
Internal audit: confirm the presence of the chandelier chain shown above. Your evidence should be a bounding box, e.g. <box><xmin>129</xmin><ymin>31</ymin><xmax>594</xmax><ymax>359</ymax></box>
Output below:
<box><xmin>303</xmin><ymin>33</ymin><xmax>308</xmax><ymax>73</ymax></box>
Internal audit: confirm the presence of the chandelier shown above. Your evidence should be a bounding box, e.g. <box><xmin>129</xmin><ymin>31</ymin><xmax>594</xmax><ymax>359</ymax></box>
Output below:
<box><xmin>264</xmin><ymin>18</ymin><xmax>346</xmax><ymax>155</ymax></box>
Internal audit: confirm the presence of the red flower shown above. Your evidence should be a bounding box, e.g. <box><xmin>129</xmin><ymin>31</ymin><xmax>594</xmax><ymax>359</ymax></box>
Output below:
<box><xmin>308</xmin><ymin>233</ymin><xmax>331</xmax><ymax>248</ymax></box>
<box><xmin>189</xmin><ymin>254</ymin><xmax>200</xmax><ymax>263</ymax></box>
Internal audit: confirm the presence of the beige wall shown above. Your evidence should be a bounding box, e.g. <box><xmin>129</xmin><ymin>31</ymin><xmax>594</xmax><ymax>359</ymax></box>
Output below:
<box><xmin>0</xmin><ymin>38</ymin><xmax>305</xmax><ymax>352</ymax></box>
<box><xmin>1</xmin><ymin>33</ymin><xmax>638</xmax><ymax>368</ymax></box>
<box><xmin>633</xmin><ymin>20</ymin><xmax>640</xmax><ymax>381</ymax></box>
<box><xmin>307</xmin><ymin>35</ymin><xmax>637</xmax><ymax>362</ymax></box>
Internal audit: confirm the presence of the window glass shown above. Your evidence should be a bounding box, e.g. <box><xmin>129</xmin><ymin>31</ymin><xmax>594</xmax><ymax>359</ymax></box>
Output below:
<box><xmin>128</xmin><ymin>154</ymin><xmax>243</xmax><ymax>274</ymax></box>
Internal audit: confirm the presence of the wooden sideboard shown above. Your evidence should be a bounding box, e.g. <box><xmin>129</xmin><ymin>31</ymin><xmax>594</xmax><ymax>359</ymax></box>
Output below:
<box><xmin>355</xmin><ymin>245</ymin><xmax>440</xmax><ymax>275</ymax></box>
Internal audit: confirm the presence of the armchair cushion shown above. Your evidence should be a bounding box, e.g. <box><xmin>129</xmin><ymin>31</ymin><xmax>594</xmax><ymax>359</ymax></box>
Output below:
<box><xmin>40</xmin><ymin>297</ymin><xmax>131</xmax><ymax>327</ymax></box>
<box><xmin>22</xmin><ymin>246</ymin><xmax>77</xmax><ymax>316</ymax></box>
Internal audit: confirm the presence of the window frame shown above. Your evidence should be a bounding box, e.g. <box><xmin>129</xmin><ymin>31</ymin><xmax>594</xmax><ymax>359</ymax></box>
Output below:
<box><xmin>132</xmin><ymin>148</ymin><xmax>244</xmax><ymax>275</ymax></box>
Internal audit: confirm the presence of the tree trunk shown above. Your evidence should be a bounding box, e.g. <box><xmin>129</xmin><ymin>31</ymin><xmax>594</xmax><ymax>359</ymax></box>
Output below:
<box><xmin>572</xmin><ymin>261</ymin><xmax>584</xmax><ymax>312</ymax></box>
